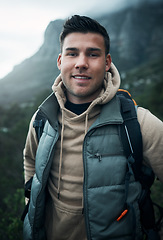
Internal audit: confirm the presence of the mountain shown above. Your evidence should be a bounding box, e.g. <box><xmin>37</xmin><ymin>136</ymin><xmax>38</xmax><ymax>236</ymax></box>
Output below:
<box><xmin>0</xmin><ymin>0</ymin><xmax>163</xmax><ymax>106</ymax></box>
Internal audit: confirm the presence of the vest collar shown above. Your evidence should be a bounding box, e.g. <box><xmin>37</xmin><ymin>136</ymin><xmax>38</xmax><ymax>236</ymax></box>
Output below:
<box><xmin>89</xmin><ymin>95</ymin><xmax>123</xmax><ymax>131</ymax></box>
<box><xmin>39</xmin><ymin>92</ymin><xmax>59</xmax><ymax>130</ymax></box>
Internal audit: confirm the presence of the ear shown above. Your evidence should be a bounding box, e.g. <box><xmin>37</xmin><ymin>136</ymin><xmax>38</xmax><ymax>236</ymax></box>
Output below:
<box><xmin>105</xmin><ymin>54</ymin><xmax>112</xmax><ymax>72</ymax></box>
<box><xmin>57</xmin><ymin>53</ymin><xmax>62</xmax><ymax>70</ymax></box>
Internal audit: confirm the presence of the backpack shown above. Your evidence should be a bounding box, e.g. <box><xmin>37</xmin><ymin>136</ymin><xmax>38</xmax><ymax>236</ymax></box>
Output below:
<box><xmin>117</xmin><ymin>89</ymin><xmax>163</xmax><ymax>239</ymax></box>
<box><xmin>22</xmin><ymin>89</ymin><xmax>163</xmax><ymax>239</ymax></box>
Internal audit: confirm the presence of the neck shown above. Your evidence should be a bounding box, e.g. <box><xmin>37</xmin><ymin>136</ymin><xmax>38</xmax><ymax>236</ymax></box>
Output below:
<box><xmin>65</xmin><ymin>99</ymin><xmax>91</xmax><ymax>115</ymax></box>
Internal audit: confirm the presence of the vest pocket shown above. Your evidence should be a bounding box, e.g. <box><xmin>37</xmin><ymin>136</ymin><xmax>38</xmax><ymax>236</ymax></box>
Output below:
<box><xmin>85</xmin><ymin>183</ymin><xmax>142</xmax><ymax>240</ymax></box>
<box><xmin>102</xmin><ymin>202</ymin><xmax>142</xmax><ymax>240</ymax></box>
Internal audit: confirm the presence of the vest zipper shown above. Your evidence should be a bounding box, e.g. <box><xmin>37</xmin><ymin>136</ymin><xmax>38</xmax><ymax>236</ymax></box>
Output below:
<box><xmin>94</xmin><ymin>152</ymin><xmax>122</xmax><ymax>161</ymax></box>
<box><xmin>94</xmin><ymin>153</ymin><xmax>102</xmax><ymax>161</ymax></box>
<box><xmin>83</xmin><ymin>121</ymin><xmax>123</xmax><ymax>240</ymax></box>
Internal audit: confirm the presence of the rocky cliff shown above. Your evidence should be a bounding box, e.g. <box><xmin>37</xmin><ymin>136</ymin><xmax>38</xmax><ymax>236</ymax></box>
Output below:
<box><xmin>0</xmin><ymin>0</ymin><xmax>162</xmax><ymax>106</ymax></box>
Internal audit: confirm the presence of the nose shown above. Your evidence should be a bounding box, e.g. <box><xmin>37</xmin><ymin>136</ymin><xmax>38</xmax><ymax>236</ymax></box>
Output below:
<box><xmin>75</xmin><ymin>55</ymin><xmax>88</xmax><ymax>69</ymax></box>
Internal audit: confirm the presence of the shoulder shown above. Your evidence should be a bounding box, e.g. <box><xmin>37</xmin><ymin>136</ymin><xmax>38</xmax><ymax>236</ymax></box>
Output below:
<box><xmin>137</xmin><ymin>107</ymin><xmax>163</xmax><ymax>182</ymax></box>
<box><xmin>137</xmin><ymin>107</ymin><xmax>163</xmax><ymax>132</ymax></box>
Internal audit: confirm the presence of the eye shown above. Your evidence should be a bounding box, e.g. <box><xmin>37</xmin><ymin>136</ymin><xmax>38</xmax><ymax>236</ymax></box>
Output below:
<box><xmin>89</xmin><ymin>53</ymin><xmax>98</xmax><ymax>57</ymax></box>
<box><xmin>88</xmin><ymin>52</ymin><xmax>100</xmax><ymax>57</ymax></box>
<box><xmin>67</xmin><ymin>52</ymin><xmax>78</xmax><ymax>57</ymax></box>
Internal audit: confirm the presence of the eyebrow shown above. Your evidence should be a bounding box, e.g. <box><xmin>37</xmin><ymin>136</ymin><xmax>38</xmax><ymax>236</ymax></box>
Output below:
<box><xmin>65</xmin><ymin>47</ymin><xmax>78</xmax><ymax>51</ymax></box>
<box><xmin>65</xmin><ymin>47</ymin><xmax>102</xmax><ymax>52</ymax></box>
<box><xmin>87</xmin><ymin>48</ymin><xmax>102</xmax><ymax>52</ymax></box>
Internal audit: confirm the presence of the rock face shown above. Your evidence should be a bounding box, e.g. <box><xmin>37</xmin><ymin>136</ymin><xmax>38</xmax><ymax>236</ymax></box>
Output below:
<box><xmin>99</xmin><ymin>1</ymin><xmax>163</xmax><ymax>69</ymax></box>
<box><xmin>0</xmin><ymin>0</ymin><xmax>163</xmax><ymax>106</ymax></box>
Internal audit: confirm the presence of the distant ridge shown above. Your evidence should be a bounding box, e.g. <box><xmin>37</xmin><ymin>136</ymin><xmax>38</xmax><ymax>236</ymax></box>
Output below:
<box><xmin>0</xmin><ymin>1</ymin><xmax>163</xmax><ymax>106</ymax></box>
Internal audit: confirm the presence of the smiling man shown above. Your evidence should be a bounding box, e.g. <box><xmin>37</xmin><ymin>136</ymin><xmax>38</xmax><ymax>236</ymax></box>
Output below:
<box><xmin>57</xmin><ymin>32</ymin><xmax>111</xmax><ymax>103</ymax></box>
<box><xmin>23</xmin><ymin>15</ymin><xmax>163</xmax><ymax>240</ymax></box>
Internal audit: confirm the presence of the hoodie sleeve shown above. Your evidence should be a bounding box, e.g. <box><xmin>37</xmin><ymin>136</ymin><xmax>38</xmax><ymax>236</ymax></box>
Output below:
<box><xmin>137</xmin><ymin>107</ymin><xmax>163</xmax><ymax>183</ymax></box>
<box><xmin>23</xmin><ymin>112</ymin><xmax>38</xmax><ymax>183</ymax></box>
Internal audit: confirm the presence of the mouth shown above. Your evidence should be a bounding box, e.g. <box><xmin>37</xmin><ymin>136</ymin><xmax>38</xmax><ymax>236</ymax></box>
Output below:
<box><xmin>72</xmin><ymin>75</ymin><xmax>91</xmax><ymax>80</ymax></box>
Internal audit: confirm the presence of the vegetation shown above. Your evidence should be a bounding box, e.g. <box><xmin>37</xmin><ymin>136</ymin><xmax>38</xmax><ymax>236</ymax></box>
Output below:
<box><xmin>0</xmin><ymin>104</ymin><xmax>32</xmax><ymax>239</ymax></box>
<box><xmin>0</xmin><ymin>91</ymin><xmax>49</xmax><ymax>240</ymax></box>
<box><xmin>0</xmin><ymin>59</ymin><xmax>162</xmax><ymax>239</ymax></box>
<box><xmin>120</xmin><ymin>57</ymin><xmax>163</xmax><ymax>120</ymax></box>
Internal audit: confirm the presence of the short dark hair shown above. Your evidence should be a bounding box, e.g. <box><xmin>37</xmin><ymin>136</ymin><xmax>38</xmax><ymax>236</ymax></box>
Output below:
<box><xmin>60</xmin><ymin>15</ymin><xmax>110</xmax><ymax>55</ymax></box>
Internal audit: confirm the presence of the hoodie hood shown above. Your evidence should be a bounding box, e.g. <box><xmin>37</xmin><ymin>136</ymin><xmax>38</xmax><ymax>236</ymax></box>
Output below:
<box><xmin>52</xmin><ymin>62</ymin><xmax>121</xmax><ymax>111</ymax></box>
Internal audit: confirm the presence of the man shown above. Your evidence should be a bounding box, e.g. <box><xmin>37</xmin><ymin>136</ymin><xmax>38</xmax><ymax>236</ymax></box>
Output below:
<box><xmin>23</xmin><ymin>15</ymin><xmax>163</xmax><ymax>240</ymax></box>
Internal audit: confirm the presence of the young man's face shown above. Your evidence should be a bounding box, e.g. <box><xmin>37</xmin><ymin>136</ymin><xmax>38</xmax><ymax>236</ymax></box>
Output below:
<box><xmin>57</xmin><ymin>32</ymin><xmax>111</xmax><ymax>104</ymax></box>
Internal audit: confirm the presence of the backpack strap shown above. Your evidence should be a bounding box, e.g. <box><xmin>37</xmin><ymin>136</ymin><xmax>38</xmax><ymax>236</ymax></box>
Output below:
<box><xmin>33</xmin><ymin>109</ymin><xmax>47</xmax><ymax>141</ymax></box>
<box><xmin>21</xmin><ymin>177</ymin><xmax>33</xmax><ymax>221</ymax></box>
<box><xmin>117</xmin><ymin>90</ymin><xmax>143</xmax><ymax>181</ymax></box>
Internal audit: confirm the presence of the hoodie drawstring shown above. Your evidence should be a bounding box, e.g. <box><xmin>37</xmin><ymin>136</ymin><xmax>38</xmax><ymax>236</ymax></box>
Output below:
<box><xmin>85</xmin><ymin>113</ymin><xmax>89</xmax><ymax>135</ymax></box>
<box><xmin>57</xmin><ymin>109</ymin><xmax>89</xmax><ymax>208</ymax></box>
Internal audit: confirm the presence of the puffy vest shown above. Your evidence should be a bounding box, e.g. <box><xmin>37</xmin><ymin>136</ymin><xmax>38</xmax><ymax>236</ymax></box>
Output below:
<box><xmin>23</xmin><ymin>95</ymin><xmax>142</xmax><ymax>240</ymax></box>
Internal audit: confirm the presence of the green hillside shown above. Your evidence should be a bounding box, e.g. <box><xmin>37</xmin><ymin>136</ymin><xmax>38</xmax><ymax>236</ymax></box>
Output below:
<box><xmin>120</xmin><ymin>56</ymin><xmax>163</xmax><ymax>120</ymax></box>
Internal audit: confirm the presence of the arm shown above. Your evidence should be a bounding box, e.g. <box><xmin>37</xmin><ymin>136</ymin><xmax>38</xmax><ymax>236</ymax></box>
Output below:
<box><xmin>23</xmin><ymin>113</ymin><xmax>38</xmax><ymax>183</ymax></box>
<box><xmin>137</xmin><ymin>107</ymin><xmax>163</xmax><ymax>183</ymax></box>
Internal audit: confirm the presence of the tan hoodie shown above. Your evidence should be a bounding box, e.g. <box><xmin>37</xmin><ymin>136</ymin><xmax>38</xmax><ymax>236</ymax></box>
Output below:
<box><xmin>23</xmin><ymin>63</ymin><xmax>163</xmax><ymax>240</ymax></box>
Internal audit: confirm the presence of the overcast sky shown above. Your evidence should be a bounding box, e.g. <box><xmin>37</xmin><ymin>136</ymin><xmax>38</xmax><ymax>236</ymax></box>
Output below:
<box><xmin>0</xmin><ymin>0</ymin><xmax>139</xmax><ymax>79</ymax></box>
